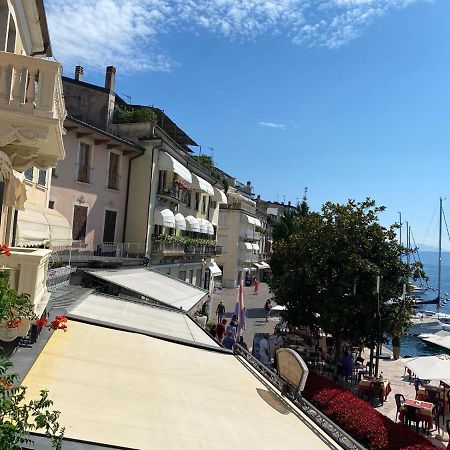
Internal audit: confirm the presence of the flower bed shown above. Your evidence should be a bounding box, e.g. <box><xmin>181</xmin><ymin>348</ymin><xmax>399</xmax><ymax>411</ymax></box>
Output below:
<box><xmin>303</xmin><ymin>372</ymin><xmax>439</xmax><ymax>450</ymax></box>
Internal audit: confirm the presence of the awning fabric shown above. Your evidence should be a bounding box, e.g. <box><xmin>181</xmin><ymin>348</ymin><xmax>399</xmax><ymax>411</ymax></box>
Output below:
<box><xmin>5</xmin><ymin>170</ymin><xmax>27</xmax><ymax>210</ymax></box>
<box><xmin>207</xmin><ymin>261</ymin><xmax>222</xmax><ymax>277</ymax></box>
<box><xmin>174</xmin><ymin>213</ymin><xmax>186</xmax><ymax>231</ymax></box>
<box><xmin>185</xmin><ymin>215</ymin><xmax>200</xmax><ymax>232</ymax></box>
<box><xmin>213</xmin><ymin>187</ymin><xmax>227</xmax><ymax>204</ymax></box>
<box><xmin>154</xmin><ymin>206</ymin><xmax>175</xmax><ymax>228</ymax></box>
<box><xmin>245</xmin><ymin>215</ymin><xmax>257</xmax><ymax>225</ymax></box>
<box><xmin>0</xmin><ymin>151</ymin><xmax>12</xmax><ymax>181</ymax></box>
<box><xmin>403</xmin><ymin>354</ymin><xmax>450</xmax><ymax>380</ymax></box>
<box><xmin>159</xmin><ymin>151</ymin><xmax>192</xmax><ymax>183</ymax></box>
<box><xmin>260</xmin><ymin>262</ymin><xmax>270</xmax><ymax>269</ymax></box>
<box><xmin>190</xmin><ymin>174</ymin><xmax>214</xmax><ymax>195</ymax></box>
<box><xmin>84</xmin><ymin>268</ymin><xmax>208</xmax><ymax>312</ymax></box>
<box><xmin>16</xmin><ymin>202</ymin><xmax>72</xmax><ymax>246</ymax></box>
<box><xmin>198</xmin><ymin>219</ymin><xmax>214</xmax><ymax>235</ymax></box>
<box><xmin>254</xmin><ymin>218</ymin><xmax>262</xmax><ymax>227</ymax></box>
<box><xmin>252</xmin><ymin>243</ymin><xmax>260</xmax><ymax>251</ymax></box>
<box><xmin>243</xmin><ymin>242</ymin><xmax>253</xmax><ymax>250</ymax></box>
<box><xmin>254</xmin><ymin>262</ymin><xmax>265</xmax><ymax>269</ymax></box>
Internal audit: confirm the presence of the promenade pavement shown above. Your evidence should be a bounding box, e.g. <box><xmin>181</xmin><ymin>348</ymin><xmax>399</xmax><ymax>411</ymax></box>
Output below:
<box><xmin>210</xmin><ymin>281</ymin><xmax>278</xmax><ymax>349</ymax></box>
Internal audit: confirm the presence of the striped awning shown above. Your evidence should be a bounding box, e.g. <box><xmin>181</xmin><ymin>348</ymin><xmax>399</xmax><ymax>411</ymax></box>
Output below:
<box><xmin>154</xmin><ymin>206</ymin><xmax>175</xmax><ymax>228</ymax></box>
<box><xmin>174</xmin><ymin>213</ymin><xmax>186</xmax><ymax>231</ymax></box>
<box><xmin>185</xmin><ymin>215</ymin><xmax>200</xmax><ymax>232</ymax></box>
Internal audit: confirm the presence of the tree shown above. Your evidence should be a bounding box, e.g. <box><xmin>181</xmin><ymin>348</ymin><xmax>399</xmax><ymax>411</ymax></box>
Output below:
<box><xmin>269</xmin><ymin>198</ymin><xmax>424</xmax><ymax>359</ymax></box>
<box><xmin>0</xmin><ymin>352</ymin><xmax>64</xmax><ymax>449</ymax></box>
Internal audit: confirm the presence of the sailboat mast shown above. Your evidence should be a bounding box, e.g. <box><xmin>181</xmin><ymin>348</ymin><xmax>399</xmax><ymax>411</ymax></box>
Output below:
<box><xmin>399</xmin><ymin>212</ymin><xmax>402</xmax><ymax>246</ymax></box>
<box><xmin>438</xmin><ymin>197</ymin><xmax>443</xmax><ymax>310</ymax></box>
<box><xmin>406</xmin><ymin>221</ymin><xmax>410</xmax><ymax>268</ymax></box>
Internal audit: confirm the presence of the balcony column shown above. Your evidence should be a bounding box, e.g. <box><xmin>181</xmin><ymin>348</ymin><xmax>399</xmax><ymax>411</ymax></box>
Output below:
<box><xmin>36</xmin><ymin>68</ymin><xmax>57</xmax><ymax>114</ymax></box>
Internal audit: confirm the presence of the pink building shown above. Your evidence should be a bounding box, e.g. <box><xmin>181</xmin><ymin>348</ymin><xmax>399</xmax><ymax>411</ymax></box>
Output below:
<box><xmin>50</xmin><ymin>116</ymin><xmax>142</xmax><ymax>250</ymax></box>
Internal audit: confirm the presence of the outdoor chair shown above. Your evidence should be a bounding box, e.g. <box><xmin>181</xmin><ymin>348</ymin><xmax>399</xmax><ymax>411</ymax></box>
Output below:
<box><xmin>433</xmin><ymin>401</ymin><xmax>445</xmax><ymax>432</ymax></box>
<box><xmin>370</xmin><ymin>381</ymin><xmax>384</xmax><ymax>407</ymax></box>
<box><xmin>394</xmin><ymin>394</ymin><xmax>405</xmax><ymax>422</ymax></box>
<box><xmin>403</xmin><ymin>405</ymin><xmax>420</xmax><ymax>432</ymax></box>
<box><xmin>414</xmin><ymin>379</ymin><xmax>422</xmax><ymax>399</ymax></box>
<box><xmin>426</xmin><ymin>389</ymin><xmax>441</xmax><ymax>405</ymax></box>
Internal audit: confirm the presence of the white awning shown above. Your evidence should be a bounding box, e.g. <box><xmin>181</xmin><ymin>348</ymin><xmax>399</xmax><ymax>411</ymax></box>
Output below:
<box><xmin>174</xmin><ymin>213</ymin><xmax>186</xmax><ymax>231</ymax></box>
<box><xmin>84</xmin><ymin>268</ymin><xmax>208</xmax><ymax>312</ymax></box>
<box><xmin>154</xmin><ymin>206</ymin><xmax>175</xmax><ymax>228</ymax></box>
<box><xmin>159</xmin><ymin>151</ymin><xmax>192</xmax><ymax>183</ymax></box>
<box><xmin>185</xmin><ymin>215</ymin><xmax>200</xmax><ymax>232</ymax></box>
<box><xmin>207</xmin><ymin>261</ymin><xmax>222</xmax><ymax>277</ymax></box>
<box><xmin>260</xmin><ymin>262</ymin><xmax>270</xmax><ymax>269</ymax></box>
<box><xmin>190</xmin><ymin>174</ymin><xmax>214</xmax><ymax>195</ymax></box>
<box><xmin>254</xmin><ymin>218</ymin><xmax>262</xmax><ymax>227</ymax></box>
<box><xmin>254</xmin><ymin>262</ymin><xmax>265</xmax><ymax>269</ymax></box>
<box><xmin>252</xmin><ymin>243</ymin><xmax>260</xmax><ymax>251</ymax></box>
<box><xmin>198</xmin><ymin>219</ymin><xmax>214</xmax><ymax>235</ymax></box>
<box><xmin>245</xmin><ymin>215</ymin><xmax>257</xmax><ymax>225</ymax></box>
<box><xmin>243</xmin><ymin>242</ymin><xmax>253</xmax><ymax>250</ymax></box>
<box><xmin>213</xmin><ymin>187</ymin><xmax>227</xmax><ymax>204</ymax></box>
<box><xmin>16</xmin><ymin>202</ymin><xmax>72</xmax><ymax>247</ymax></box>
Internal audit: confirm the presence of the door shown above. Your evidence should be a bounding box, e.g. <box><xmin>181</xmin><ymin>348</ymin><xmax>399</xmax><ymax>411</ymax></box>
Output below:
<box><xmin>72</xmin><ymin>205</ymin><xmax>88</xmax><ymax>241</ymax></box>
<box><xmin>103</xmin><ymin>210</ymin><xmax>117</xmax><ymax>243</ymax></box>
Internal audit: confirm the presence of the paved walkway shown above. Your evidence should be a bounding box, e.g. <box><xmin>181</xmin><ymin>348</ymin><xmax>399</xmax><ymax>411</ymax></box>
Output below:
<box><xmin>210</xmin><ymin>282</ymin><xmax>278</xmax><ymax>348</ymax></box>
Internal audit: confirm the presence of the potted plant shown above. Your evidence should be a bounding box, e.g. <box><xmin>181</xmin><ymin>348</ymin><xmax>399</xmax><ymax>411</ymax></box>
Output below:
<box><xmin>392</xmin><ymin>335</ymin><xmax>401</xmax><ymax>360</ymax></box>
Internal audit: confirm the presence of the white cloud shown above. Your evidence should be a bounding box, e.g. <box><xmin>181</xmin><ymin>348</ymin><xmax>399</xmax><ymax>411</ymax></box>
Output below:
<box><xmin>46</xmin><ymin>0</ymin><xmax>430</xmax><ymax>73</ymax></box>
<box><xmin>259</xmin><ymin>121</ymin><xmax>287</xmax><ymax>129</ymax></box>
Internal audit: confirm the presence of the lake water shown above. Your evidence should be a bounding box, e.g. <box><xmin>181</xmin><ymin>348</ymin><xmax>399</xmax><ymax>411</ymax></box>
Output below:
<box><xmin>385</xmin><ymin>251</ymin><xmax>450</xmax><ymax>357</ymax></box>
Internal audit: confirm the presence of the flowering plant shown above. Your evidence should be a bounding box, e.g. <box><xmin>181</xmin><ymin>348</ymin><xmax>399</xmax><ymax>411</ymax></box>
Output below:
<box><xmin>303</xmin><ymin>372</ymin><xmax>439</xmax><ymax>450</ymax></box>
<box><xmin>36</xmin><ymin>315</ymin><xmax>68</xmax><ymax>332</ymax></box>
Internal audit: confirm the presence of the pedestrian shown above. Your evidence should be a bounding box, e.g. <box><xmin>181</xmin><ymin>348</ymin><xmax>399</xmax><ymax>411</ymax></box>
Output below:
<box><xmin>253</xmin><ymin>278</ymin><xmax>259</xmax><ymax>295</ymax></box>
<box><xmin>222</xmin><ymin>331</ymin><xmax>235</xmax><ymax>350</ymax></box>
<box><xmin>216</xmin><ymin>318</ymin><xmax>226</xmax><ymax>343</ymax></box>
<box><xmin>238</xmin><ymin>335</ymin><xmax>248</xmax><ymax>351</ymax></box>
<box><xmin>201</xmin><ymin>295</ymin><xmax>210</xmax><ymax>317</ymax></box>
<box><xmin>264</xmin><ymin>298</ymin><xmax>271</xmax><ymax>322</ymax></box>
<box><xmin>259</xmin><ymin>336</ymin><xmax>270</xmax><ymax>367</ymax></box>
<box><xmin>216</xmin><ymin>300</ymin><xmax>225</xmax><ymax>323</ymax></box>
<box><xmin>226</xmin><ymin>314</ymin><xmax>238</xmax><ymax>337</ymax></box>
<box><xmin>209</xmin><ymin>323</ymin><xmax>217</xmax><ymax>338</ymax></box>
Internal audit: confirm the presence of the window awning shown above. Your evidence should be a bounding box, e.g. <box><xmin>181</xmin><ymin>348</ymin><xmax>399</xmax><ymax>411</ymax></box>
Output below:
<box><xmin>198</xmin><ymin>218</ymin><xmax>214</xmax><ymax>235</ymax></box>
<box><xmin>254</xmin><ymin>218</ymin><xmax>262</xmax><ymax>227</ymax></box>
<box><xmin>243</xmin><ymin>242</ymin><xmax>253</xmax><ymax>250</ymax></box>
<box><xmin>154</xmin><ymin>206</ymin><xmax>175</xmax><ymax>228</ymax></box>
<box><xmin>245</xmin><ymin>215</ymin><xmax>257</xmax><ymax>225</ymax></box>
<box><xmin>185</xmin><ymin>215</ymin><xmax>200</xmax><ymax>232</ymax></box>
<box><xmin>207</xmin><ymin>261</ymin><xmax>222</xmax><ymax>277</ymax></box>
<box><xmin>213</xmin><ymin>187</ymin><xmax>227</xmax><ymax>204</ymax></box>
<box><xmin>174</xmin><ymin>213</ymin><xmax>186</xmax><ymax>231</ymax></box>
<box><xmin>252</xmin><ymin>243</ymin><xmax>260</xmax><ymax>251</ymax></box>
<box><xmin>159</xmin><ymin>151</ymin><xmax>192</xmax><ymax>183</ymax></box>
<box><xmin>254</xmin><ymin>262</ymin><xmax>265</xmax><ymax>269</ymax></box>
<box><xmin>16</xmin><ymin>202</ymin><xmax>72</xmax><ymax>247</ymax></box>
<box><xmin>190</xmin><ymin>174</ymin><xmax>214</xmax><ymax>195</ymax></box>
<box><xmin>260</xmin><ymin>262</ymin><xmax>270</xmax><ymax>269</ymax></box>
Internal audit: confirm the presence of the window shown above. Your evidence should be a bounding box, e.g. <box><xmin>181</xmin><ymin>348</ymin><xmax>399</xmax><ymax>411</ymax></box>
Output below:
<box><xmin>196</xmin><ymin>269</ymin><xmax>202</xmax><ymax>287</ymax></box>
<box><xmin>201</xmin><ymin>196</ymin><xmax>208</xmax><ymax>214</ymax></box>
<box><xmin>195</xmin><ymin>193</ymin><xmax>200</xmax><ymax>210</ymax></box>
<box><xmin>103</xmin><ymin>210</ymin><xmax>117</xmax><ymax>243</ymax></box>
<box><xmin>107</xmin><ymin>152</ymin><xmax>120</xmax><ymax>190</ymax></box>
<box><xmin>179</xmin><ymin>270</ymin><xmax>186</xmax><ymax>281</ymax></box>
<box><xmin>189</xmin><ymin>270</ymin><xmax>194</xmax><ymax>284</ymax></box>
<box><xmin>37</xmin><ymin>169</ymin><xmax>46</xmax><ymax>186</ymax></box>
<box><xmin>72</xmin><ymin>205</ymin><xmax>88</xmax><ymax>241</ymax></box>
<box><xmin>48</xmin><ymin>201</ymin><xmax>55</xmax><ymax>209</ymax></box>
<box><xmin>51</xmin><ymin>168</ymin><xmax>57</xmax><ymax>177</ymax></box>
<box><xmin>76</xmin><ymin>143</ymin><xmax>91</xmax><ymax>183</ymax></box>
<box><xmin>24</xmin><ymin>167</ymin><xmax>33</xmax><ymax>181</ymax></box>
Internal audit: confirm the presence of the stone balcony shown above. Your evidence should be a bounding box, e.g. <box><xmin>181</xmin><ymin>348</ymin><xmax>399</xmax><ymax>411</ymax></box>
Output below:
<box><xmin>0</xmin><ymin>51</ymin><xmax>66</xmax><ymax>170</ymax></box>
<box><xmin>0</xmin><ymin>247</ymin><xmax>52</xmax><ymax>318</ymax></box>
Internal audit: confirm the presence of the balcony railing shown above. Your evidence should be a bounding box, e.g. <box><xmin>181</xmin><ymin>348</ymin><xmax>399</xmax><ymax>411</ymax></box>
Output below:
<box><xmin>184</xmin><ymin>244</ymin><xmax>222</xmax><ymax>256</ymax></box>
<box><xmin>0</xmin><ymin>51</ymin><xmax>66</xmax><ymax>170</ymax></box>
<box><xmin>239</xmin><ymin>252</ymin><xmax>259</xmax><ymax>263</ymax></box>
<box><xmin>157</xmin><ymin>185</ymin><xmax>191</xmax><ymax>205</ymax></box>
<box><xmin>152</xmin><ymin>241</ymin><xmax>185</xmax><ymax>255</ymax></box>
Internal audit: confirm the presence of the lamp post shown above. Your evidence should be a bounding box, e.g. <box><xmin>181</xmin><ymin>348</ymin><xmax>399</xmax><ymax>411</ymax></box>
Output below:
<box><xmin>374</xmin><ymin>274</ymin><xmax>382</xmax><ymax>378</ymax></box>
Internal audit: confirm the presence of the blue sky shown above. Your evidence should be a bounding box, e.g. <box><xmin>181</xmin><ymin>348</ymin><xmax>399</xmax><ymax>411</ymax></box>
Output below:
<box><xmin>46</xmin><ymin>0</ymin><xmax>450</xmax><ymax>247</ymax></box>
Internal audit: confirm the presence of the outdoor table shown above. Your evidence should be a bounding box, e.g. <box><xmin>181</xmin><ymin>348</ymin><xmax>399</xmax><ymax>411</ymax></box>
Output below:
<box><xmin>398</xmin><ymin>399</ymin><xmax>434</xmax><ymax>431</ymax></box>
<box><xmin>358</xmin><ymin>378</ymin><xmax>392</xmax><ymax>400</ymax></box>
<box><xmin>417</xmin><ymin>385</ymin><xmax>447</xmax><ymax>409</ymax></box>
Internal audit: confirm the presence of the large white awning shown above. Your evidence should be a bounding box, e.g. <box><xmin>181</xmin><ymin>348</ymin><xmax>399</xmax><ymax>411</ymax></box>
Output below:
<box><xmin>154</xmin><ymin>206</ymin><xmax>175</xmax><ymax>228</ymax></box>
<box><xmin>190</xmin><ymin>174</ymin><xmax>214</xmax><ymax>195</ymax></box>
<box><xmin>198</xmin><ymin>219</ymin><xmax>214</xmax><ymax>235</ymax></box>
<box><xmin>245</xmin><ymin>215</ymin><xmax>257</xmax><ymax>225</ymax></box>
<box><xmin>16</xmin><ymin>202</ymin><xmax>72</xmax><ymax>247</ymax></box>
<box><xmin>254</xmin><ymin>218</ymin><xmax>262</xmax><ymax>227</ymax></box>
<box><xmin>185</xmin><ymin>215</ymin><xmax>200</xmax><ymax>232</ymax></box>
<box><xmin>84</xmin><ymin>268</ymin><xmax>208</xmax><ymax>312</ymax></box>
<box><xmin>243</xmin><ymin>242</ymin><xmax>253</xmax><ymax>250</ymax></box>
<box><xmin>213</xmin><ymin>187</ymin><xmax>227</xmax><ymax>204</ymax></box>
<box><xmin>174</xmin><ymin>212</ymin><xmax>186</xmax><ymax>231</ymax></box>
<box><xmin>207</xmin><ymin>261</ymin><xmax>222</xmax><ymax>277</ymax></box>
<box><xmin>159</xmin><ymin>151</ymin><xmax>192</xmax><ymax>183</ymax></box>
<box><xmin>252</xmin><ymin>243</ymin><xmax>260</xmax><ymax>251</ymax></box>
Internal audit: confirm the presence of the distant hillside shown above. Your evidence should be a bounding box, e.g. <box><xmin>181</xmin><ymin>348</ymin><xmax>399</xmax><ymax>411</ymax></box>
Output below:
<box><xmin>417</xmin><ymin>243</ymin><xmax>450</xmax><ymax>252</ymax></box>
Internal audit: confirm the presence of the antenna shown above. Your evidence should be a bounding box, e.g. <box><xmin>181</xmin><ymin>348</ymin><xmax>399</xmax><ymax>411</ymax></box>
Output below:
<box><xmin>118</xmin><ymin>92</ymin><xmax>131</xmax><ymax>103</ymax></box>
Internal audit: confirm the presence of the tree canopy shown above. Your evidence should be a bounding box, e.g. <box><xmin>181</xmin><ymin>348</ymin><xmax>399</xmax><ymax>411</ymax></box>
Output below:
<box><xmin>269</xmin><ymin>198</ymin><xmax>424</xmax><ymax>353</ymax></box>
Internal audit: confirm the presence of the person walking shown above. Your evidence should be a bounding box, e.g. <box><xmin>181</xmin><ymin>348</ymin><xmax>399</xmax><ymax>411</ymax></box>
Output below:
<box><xmin>222</xmin><ymin>331</ymin><xmax>235</xmax><ymax>350</ymax></box>
<box><xmin>216</xmin><ymin>319</ymin><xmax>226</xmax><ymax>343</ymax></box>
<box><xmin>253</xmin><ymin>278</ymin><xmax>259</xmax><ymax>295</ymax></box>
<box><xmin>216</xmin><ymin>301</ymin><xmax>225</xmax><ymax>323</ymax></box>
<box><xmin>264</xmin><ymin>298</ymin><xmax>272</xmax><ymax>323</ymax></box>
<box><xmin>259</xmin><ymin>336</ymin><xmax>270</xmax><ymax>367</ymax></box>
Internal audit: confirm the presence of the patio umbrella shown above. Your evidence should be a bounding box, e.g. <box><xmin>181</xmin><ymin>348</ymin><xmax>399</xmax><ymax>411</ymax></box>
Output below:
<box><xmin>402</xmin><ymin>354</ymin><xmax>450</xmax><ymax>380</ymax></box>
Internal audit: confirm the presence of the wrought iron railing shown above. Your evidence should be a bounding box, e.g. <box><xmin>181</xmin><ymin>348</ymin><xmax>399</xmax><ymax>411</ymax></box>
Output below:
<box><xmin>234</xmin><ymin>344</ymin><xmax>366</xmax><ymax>450</ymax></box>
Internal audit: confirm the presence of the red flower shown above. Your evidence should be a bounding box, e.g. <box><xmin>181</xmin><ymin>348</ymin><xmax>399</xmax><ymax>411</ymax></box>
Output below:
<box><xmin>6</xmin><ymin>319</ymin><xmax>22</xmax><ymax>329</ymax></box>
<box><xmin>55</xmin><ymin>315</ymin><xmax>68</xmax><ymax>323</ymax></box>
<box><xmin>0</xmin><ymin>379</ymin><xmax>13</xmax><ymax>390</ymax></box>
<box><xmin>36</xmin><ymin>317</ymin><xmax>47</xmax><ymax>327</ymax></box>
<box><xmin>0</xmin><ymin>244</ymin><xmax>11</xmax><ymax>256</ymax></box>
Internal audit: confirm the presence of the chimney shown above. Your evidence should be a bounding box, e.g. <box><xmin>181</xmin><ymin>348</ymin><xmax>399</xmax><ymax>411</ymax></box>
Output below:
<box><xmin>105</xmin><ymin>66</ymin><xmax>116</xmax><ymax>91</ymax></box>
<box><xmin>75</xmin><ymin>65</ymin><xmax>84</xmax><ymax>81</ymax></box>
<box><xmin>288</xmin><ymin>201</ymin><xmax>291</xmax><ymax>206</ymax></box>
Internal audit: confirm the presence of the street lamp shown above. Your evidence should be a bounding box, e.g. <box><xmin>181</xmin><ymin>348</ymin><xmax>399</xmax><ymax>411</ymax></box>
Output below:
<box><xmin>374</xmin><ymin>274</ymin><xmax>382</xmax><ymax>378</ymax></box>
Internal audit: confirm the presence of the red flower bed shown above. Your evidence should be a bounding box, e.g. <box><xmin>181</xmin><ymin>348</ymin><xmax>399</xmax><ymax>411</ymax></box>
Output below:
<box><xmin>303</xmin><ymin>372</ymin><xmax>440</xmax><ymax>450</ymax></box>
